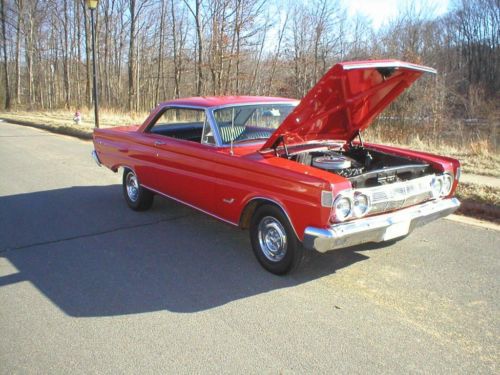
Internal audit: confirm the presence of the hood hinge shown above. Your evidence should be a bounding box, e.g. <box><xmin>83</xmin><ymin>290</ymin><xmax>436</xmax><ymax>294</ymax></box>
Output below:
<box><xmin>270</xmin><ymin>135</ymin><xmax>289</xmax><ymax>157</ymax></box>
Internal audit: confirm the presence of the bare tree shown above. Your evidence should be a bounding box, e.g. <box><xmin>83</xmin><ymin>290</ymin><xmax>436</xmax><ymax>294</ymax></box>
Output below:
<box><xmin>184</xmin><ymin>0</ymin><xmax>204</xmax><ymax>95</ymax></box>
<box><xmin>171</xmin><ymin>0</ymin><xmax>187</xmax><ymax>98</ymax></box>
<box><xmin>14</xmin><ymin>0</ymin><xmax>23</xmax><ymax>105</ymax></box>
<box><xmin>0</xmin><ymin>0</ymin><xmax>10</xmax><ymax>109</ymax></box>
<box><xmin>82</xmin><ymin>0</ymin><xmax>92</xmax><ymax>107</ymax></box>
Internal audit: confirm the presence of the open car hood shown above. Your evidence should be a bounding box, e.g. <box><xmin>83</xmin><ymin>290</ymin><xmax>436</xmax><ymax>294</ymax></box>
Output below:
<box><xmin>261</xmin><ymin>60</ymin><xmax>436</xmax><ymax>150</ymax></box>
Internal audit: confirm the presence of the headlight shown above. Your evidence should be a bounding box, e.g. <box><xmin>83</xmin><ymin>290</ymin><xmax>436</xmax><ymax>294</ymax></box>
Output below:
<box><xmin>353</xmin><ymin>193</ymin><xmax>369</xmax><ymax>217</ymax></box>
<box><xmin>441</xmin><ymin>173</ymin><xmax>453</xmax><ymax>196</ymax></box>
<box><xmin>430</xmin><ymin>177</ymin><xmax>443</xmax><ymax>198</ymax></box>
<box><xmin>334</xmin><ymin>196</ymin><xmax>352</xmax><ymax>221</ymax></box>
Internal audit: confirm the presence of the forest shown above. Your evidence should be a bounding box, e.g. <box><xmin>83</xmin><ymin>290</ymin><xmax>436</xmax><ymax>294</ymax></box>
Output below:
<box><xmin>0</xmin><ymin>0</ymin><xmax>498</xmax><ymax>149</ymax></box>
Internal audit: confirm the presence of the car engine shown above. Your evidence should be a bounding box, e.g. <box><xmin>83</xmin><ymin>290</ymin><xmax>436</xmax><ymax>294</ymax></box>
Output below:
<box><xmin>291</xmin><ymin>146</ymin><xmax>433</xmax><ymax>188</ymax></box>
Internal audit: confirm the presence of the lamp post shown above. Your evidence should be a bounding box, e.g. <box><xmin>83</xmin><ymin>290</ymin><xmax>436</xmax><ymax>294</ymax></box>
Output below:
<box><xmin>86</xmin><ymin>0</ymin><xmax>99</xmax><ymax>128</ymax></box>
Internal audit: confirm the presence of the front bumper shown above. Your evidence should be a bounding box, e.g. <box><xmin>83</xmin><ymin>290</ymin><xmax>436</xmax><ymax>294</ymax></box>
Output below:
<box><xmin>303</xmin><ymin>198</ymin><xmax>460</xmax><ymax>253</ymax></box>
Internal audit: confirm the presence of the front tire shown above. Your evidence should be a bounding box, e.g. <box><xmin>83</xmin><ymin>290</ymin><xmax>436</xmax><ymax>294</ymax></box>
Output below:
<box><xmin>250</xmin><ymin>204</ymin><xmax>304</xmax><ymax>275</ymax></box>
<box><xmin>122</xmin><ymin>169</ymin><xmax>153</xmax><ymax>211</ymax></box>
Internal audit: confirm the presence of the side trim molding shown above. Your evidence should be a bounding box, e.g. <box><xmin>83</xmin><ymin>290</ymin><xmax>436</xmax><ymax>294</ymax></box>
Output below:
<box><xmin>141</xmin><ymin>184</ymin><xmax>239</xmax><ymax>227</ymax></box>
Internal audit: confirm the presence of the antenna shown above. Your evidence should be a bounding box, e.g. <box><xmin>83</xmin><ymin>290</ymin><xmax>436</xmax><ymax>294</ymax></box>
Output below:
<box><xmin>230</xmin><ymin>107</ymin><xmax>235</xmax><ymax>156</ymax></box>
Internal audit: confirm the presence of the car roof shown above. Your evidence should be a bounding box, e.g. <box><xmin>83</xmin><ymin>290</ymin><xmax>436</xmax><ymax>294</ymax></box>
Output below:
<box><xmin>160</xmin><ymin>96</ymin><xmax>298</xmax><ymax>108</ymax></box>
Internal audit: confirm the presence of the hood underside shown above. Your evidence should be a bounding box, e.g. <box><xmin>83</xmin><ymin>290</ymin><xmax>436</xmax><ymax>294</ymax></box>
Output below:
<box><xmin>261</xmin><ymin>60</ymin><xmax>436</xmax><ymax>150</ymax></box>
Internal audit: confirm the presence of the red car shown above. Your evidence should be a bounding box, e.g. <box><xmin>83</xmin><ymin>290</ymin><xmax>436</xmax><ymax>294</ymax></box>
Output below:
<box><xmin>92</xmin><ymin>60</ymin><xmax>460</xmax><ymax>275</ymax></box>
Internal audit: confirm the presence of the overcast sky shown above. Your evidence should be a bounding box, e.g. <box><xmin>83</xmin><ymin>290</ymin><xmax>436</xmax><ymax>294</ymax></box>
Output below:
<box><xmin>343</xmin><ymin>0</ymin><xmax>450</xmax><ymax>29</ymax></box>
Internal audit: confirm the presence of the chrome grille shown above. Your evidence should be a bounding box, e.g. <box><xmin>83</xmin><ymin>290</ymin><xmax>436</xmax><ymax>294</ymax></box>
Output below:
<box><xmin>359</xmin><ymin>175</ymin><xmax>435</xmax><ymax>215</ymax></box>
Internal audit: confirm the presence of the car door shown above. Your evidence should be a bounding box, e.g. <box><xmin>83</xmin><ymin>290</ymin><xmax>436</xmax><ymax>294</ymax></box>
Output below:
<box><xmin>136</xmin><ymin>106</ymin><xmax>220</xmax><ymax>214</ymax></box>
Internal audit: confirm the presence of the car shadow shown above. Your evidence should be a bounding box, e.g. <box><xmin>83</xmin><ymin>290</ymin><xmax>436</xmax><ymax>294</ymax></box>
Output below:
<box><xmin>0</xmin><ymin>185</ymin><xmax>392</xmax><ymax>316</ymax></box>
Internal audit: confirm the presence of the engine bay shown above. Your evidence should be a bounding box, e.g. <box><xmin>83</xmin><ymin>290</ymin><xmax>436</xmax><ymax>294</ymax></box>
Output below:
<box><xmin>289</xmin><ymin>145</ymin><xmax>433</xmax><ymax>188</ymax></box>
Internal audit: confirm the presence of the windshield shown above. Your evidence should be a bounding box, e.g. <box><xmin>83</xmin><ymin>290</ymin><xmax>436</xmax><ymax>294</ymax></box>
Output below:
<box><xmin>212</xmin><ymin>104</ymin><xmax>297</xmax><ymax>145</ymax></box>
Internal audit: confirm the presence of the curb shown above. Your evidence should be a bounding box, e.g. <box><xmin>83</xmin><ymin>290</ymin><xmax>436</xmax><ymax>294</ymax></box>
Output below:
<box><xmin>457</xmin><ymin>200</ymin><xmax>500</xmax><ymax>223</ymax></box>
<box><xmin>446</xmin><ymin>214</ymin><xmax>500</xmax><ymax>231</ymax></box>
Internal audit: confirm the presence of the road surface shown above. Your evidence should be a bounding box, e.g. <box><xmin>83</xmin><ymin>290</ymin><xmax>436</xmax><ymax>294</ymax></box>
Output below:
<box><xmin>0</xmin><ymin>123</ymin><xmax>498</xmax><ymax>374</ymax></box>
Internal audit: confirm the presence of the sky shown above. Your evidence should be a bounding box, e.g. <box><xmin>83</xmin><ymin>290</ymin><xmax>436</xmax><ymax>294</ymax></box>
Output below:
<box><xmin>343</xmin><ymin>0</ymin><xmax>451</xmax><ymax>30</ymax></box>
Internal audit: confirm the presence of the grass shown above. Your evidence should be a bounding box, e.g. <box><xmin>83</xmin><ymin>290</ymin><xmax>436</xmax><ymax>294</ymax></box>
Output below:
<box><xmin>404</xmin><ymin>143</ymin><xmax>499</xmax><ymax>178</ymax></box>
<box><xmin>365</xmin><ymin>131</ymin><xmax>500</xmax><ymax>178</ymax></box>
<box><xmin>455</xmin><ymin>182</ymin><xmax>500</xmax><ymax>206</ymax></box>
<box><xmin>0</xmin><ymin>109</ymin><xmax>147</xmax><ymax>130</ymax></box>
<box><xmin>455</xmin><ymin>182</ymin><xmax>500</xmax><ymax>222</ymax></box>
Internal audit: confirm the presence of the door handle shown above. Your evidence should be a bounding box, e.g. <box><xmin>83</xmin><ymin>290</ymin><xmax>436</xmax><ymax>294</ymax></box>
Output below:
<box><xmin>154</xmin><ymin>140</ymin><xmax>165</xmax><ymax>146</ymax></box>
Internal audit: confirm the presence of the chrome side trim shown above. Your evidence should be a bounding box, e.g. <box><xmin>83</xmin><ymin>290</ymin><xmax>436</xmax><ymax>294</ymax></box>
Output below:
<box><xmin>243</xmin><ymin>196</ymin><xmax>300</xmax><ymax>240</ymax></box>
<box><xmin>136</xmin><ymin>188</ymin><xmax>300</xmax><ymax>239</ymax></box>
<box><xmin>141</xmin><ymin>184</ymin><xmax>239</xmax><ymax>227</ymax></box>
<box><xmin>209</xmin><ymin>101</ymin><xmax>300</xmax><ymax>111</ymax></box>
<box><xmin>91</xmin><ymin>150</ymin><xmax>102</xmax><ymax>167</ymax></box>
<box><xmin>206</xmin><ymin>108</ymin><xmax>224</xmax><ymax>147</ymax></box>
<box><xmin>303</xmin><ymin>198</ymin><xmax>460</xmax><ymax>253</ymax></box>
<box><xmin>158</xmin><ymin>104</ymin><xmax>209</xmax><ymax>110</ymax></box>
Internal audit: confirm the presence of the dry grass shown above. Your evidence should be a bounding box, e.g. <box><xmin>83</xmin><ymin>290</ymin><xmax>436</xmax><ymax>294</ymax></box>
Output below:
<box><xmin>455</xmin><ymin>182</ymin><xmax>500</xmax><ymax>222</ymax></box>
<box><xmin>455</xmin><ymin>182</ymin><xmax>500</xmax><ymax>206</ymax></box>
<box><xmin>365</xmin><ymin>132</ymin><xmax>500</xmax><ymax>178</ymax></box>
<box><xmin>0</xmin><ymin>109</ymin><xmax>147</xmax><ymax>130</ymax></box>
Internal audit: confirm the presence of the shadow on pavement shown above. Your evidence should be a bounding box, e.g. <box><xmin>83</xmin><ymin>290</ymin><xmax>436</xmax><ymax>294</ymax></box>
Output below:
<box><xmin>0</xmin><ymin>185</ymin><xmax>391</xmax><ymax>316</ymax></box>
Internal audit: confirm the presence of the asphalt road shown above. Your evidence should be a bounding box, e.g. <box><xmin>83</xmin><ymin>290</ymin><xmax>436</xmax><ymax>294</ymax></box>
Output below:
<box><xmin>0</xmin><ymin>122</ymin><xmax>498</xmax><ymax>374</ymax></box>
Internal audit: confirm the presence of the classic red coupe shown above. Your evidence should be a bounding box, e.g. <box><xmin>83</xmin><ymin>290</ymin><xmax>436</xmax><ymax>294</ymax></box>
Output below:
<box><xmin>92</xmin><ymin>60</ymin><xmax>460</xmax><ymax>274</ymax></box>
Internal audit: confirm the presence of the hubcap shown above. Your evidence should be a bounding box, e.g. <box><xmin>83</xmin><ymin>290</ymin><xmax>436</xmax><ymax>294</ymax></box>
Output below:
<box><xmin>258</xmin><ymin>216</ymin><xmax>287</xmax><ymax>262</ymax></box>
<box><xmin>126</xmin><ymin>172</ymin><xmax>139</xmax><ymax>202</ymax></box>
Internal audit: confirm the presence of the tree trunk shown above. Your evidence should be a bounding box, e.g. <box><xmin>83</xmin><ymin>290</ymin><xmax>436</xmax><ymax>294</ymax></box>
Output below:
<box><xmin>0</xmin><ymin>0</ymin><xmax>10</xmax><ymax>109</ymax></box>
<box><xmin>62</xmin><ymin>0</ymin><xmax>71</xmax><ymax>108</ymax></box>
<box><xmin>83</xmin><ymin>1</ymin><xmax>92</xmax><ymax>108</ymax></box>
<box><xmin>15</xmin><ymin>0</ymin><xmax>23</xmax><ymax>105</ymax></box>
<box><xmin>184</xmin><ymin>0</ymin><xmax>203</xmax><ymax>96</ymax></box>
<box><xmin>128</xmin><ymin>0</ymin><xmax>136</xmax><ymax>111</ymax></box>
<box><xmin>171</xmin><ymin>0</ymin><xmax>180</xmax><ymax>98</ymax></box>
<box><xmin>155</xmin><ymin>0</ymin><xmax>165</xmax><ymax>103</ymax></box>
<box><xmin>25</xmin><ymin>10</ymin><xmax>34</xmax><ymax>108</ymax></box>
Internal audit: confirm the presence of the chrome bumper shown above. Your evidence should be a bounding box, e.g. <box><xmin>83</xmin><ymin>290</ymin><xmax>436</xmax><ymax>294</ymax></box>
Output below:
<box><xmin>303</xmin><ymin>198</ymin><xmax>460</xmax><ymax>253</ymax></box>
<box><xmin>91</xmin><ymin>150</ymin><xmax>102</xmax><ymax>167</ymax></box>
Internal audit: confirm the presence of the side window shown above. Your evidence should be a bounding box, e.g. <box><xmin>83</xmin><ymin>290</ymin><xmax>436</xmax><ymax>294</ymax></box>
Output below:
<box><xmin>148</xmin><ymin>108</ymin><xmax>211</xmax><ymax>144</ymax></box>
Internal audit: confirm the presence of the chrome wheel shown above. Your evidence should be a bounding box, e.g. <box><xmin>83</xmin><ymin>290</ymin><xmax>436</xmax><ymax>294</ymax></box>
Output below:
<box><xmin>258</xmin><ymin>216</ymin><xmax>288</xmax><ymax>262</ymax></box>
<box><xmin>125</xmin><ymin>172</ymin><xmax>139</xmax><ymax>202</ymax></box>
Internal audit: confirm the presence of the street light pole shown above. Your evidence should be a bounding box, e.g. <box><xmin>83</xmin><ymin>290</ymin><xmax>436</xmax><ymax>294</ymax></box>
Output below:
<box><xmin>87</xmin><ymin>0</ymin><xmax>99</xmax><ymax>128</ymax></box>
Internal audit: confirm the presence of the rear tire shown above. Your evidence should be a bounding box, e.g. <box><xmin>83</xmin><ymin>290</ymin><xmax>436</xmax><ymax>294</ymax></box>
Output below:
<box><xmin>122</xmin><ymin>169</ymin><xmax>153</xmax><ymax>211</ymax></box>
<box><xmin>250</xmin><ymin>204</ymin><xmax>304</xmax><ymax>275</ymax></box>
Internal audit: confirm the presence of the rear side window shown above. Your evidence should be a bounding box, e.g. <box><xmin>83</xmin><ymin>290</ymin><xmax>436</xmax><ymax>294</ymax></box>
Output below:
<box><xmin>148</xmin><ymin>108</ymin><xmax>212</xmax><ymax>144</ymax></box>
